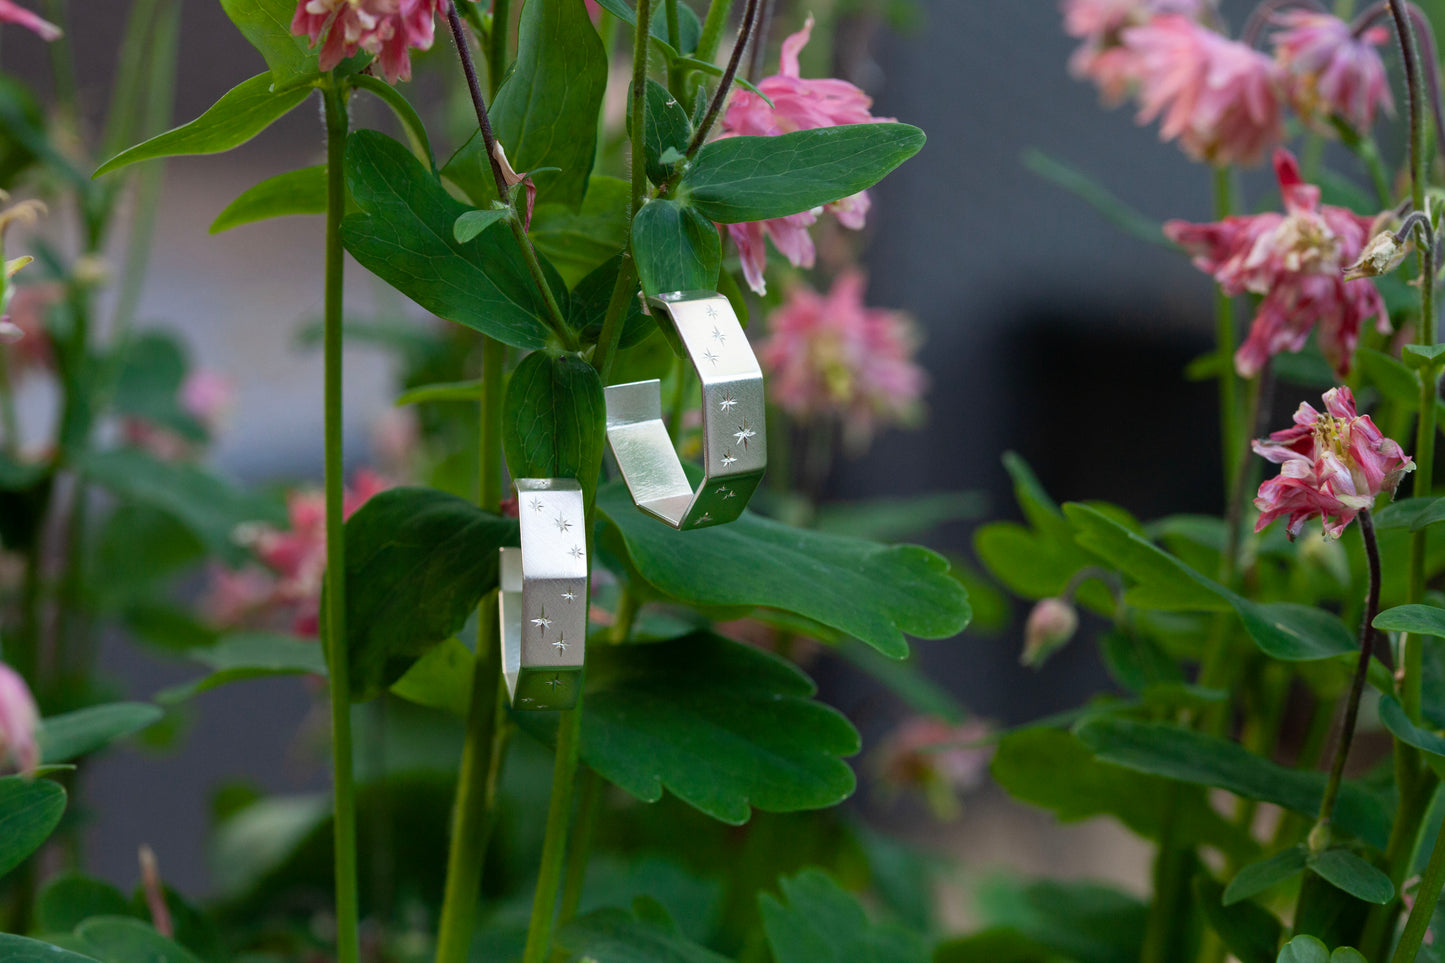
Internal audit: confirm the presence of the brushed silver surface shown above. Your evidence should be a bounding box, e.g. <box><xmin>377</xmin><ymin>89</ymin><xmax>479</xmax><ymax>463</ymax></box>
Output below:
<box><xmin>604</xmin><ymin>292</ymin><xmax>766</xmax><ymax>530</ymax></box>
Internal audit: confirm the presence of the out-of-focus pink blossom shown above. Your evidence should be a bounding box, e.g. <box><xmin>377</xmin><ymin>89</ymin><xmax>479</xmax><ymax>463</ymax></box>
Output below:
<box><xmin>237</xmin><ymin>470</ymin><xmax>391</xmax><ymax>635</ymax></box>
<box><xmin>1253</xmin><ymin>386</ymin><xmax>1412</xmax><ymax>540</ymax></box>
<box><xmin>181</xmin><ymin>370</ymin><xmax>234</xmax><ymax>436</ymax></box>
<box><xmin>1062</xmin><ymin>0</ymin><xmax>1206</xmax><ymax>104</ymax></box>
<box><xmin>0</xmin><ymin>0</ymin><xmax>59</xmax><ymax>40</ymax></box>
<box><xmin>0</xmin><ymin>661</ymin><xmax>38</xmax><ymax>773</ymax></box>
<box><xmin>716</xmin><ymin>16</ymin><xmax>894</xmax><ymax>295</ymax></box>
<box><xmin>874</xmin><ymin>717</ymin><xmax>993</xmax><ymax>819</ymax></box>
<box><xmin>1022</xmin><ymin>597</ymin><xmax>1079</xmax><ymax>667</ymax></box>
<box><xmin>756</xmin><ymin>270</ymin><xmax>925</xmax><ymax>447</ymax></box>
<box><xmin>1272</xmin><ymin>11</ymin><xmax>1392</xmax><ymax>132</ymax></box>
<box><xmin>0</xmin><ymin>284</ymin><xmax>57</xmax><ymax>380</ymax></box>
<box><xmin>371</xmin><ymin>407</ymin><xmax>419</xmax><ymax>478</ymax></box>
<box><xmin>1165</xmin><ymin>149</ymin><xmax>1386</xmax><ymax>377</ymax></box>
<box><xmin>1125</xmin><ymin>14</ymin><xmax>1284</xmax><ymax>166</ymax></box>
<box><xmin>291</xmin><ymin>0</ymin><xmax>447</xmax><ymax>83</ymax></box>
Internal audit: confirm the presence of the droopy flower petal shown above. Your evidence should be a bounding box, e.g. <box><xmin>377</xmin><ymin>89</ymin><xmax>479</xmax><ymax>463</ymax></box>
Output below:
<box><xmin>1253</xmin><ymin>386</ymin><xmax>1412</xmax><ymax>540</ymax></box>
<box><xmin>1165</xmin><ymin>149</ymin><xmax>1386</xmax><ymax>377</ymax></box>
<box><xmin>1271</xmin><ymin>11</ymin><xmax>1392</xmax><ymax>132</ymax></box>
<box><xmin>0</xmin><ymin>661</ymin><xmax>38</xmax><ymax>773</ymax></box>
<box><xmin>1062</xmin><ymin>0</ymin><xmax>1207</xmax><ymax>104</ymax></box>
<box><xmin>292</xmin><ymin>0</ymin><xmax>447</xmax><ymax>84</ymax></box>
<box><xmin>1125</xmin><ymin>14</ymin><xmax>1284</xmax><ymax>167</ymax></box>
<box><xmin>0</xmin><ymin>0</ymin><xmax>59</xmax><ymax>41</ymax></box>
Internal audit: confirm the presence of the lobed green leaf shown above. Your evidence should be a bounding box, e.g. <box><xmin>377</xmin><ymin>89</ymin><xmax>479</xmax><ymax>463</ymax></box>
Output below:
<box><xmin>760</xmin><ymin>869</ymin><xmax>930</xmax><ymax>963</ymax></box>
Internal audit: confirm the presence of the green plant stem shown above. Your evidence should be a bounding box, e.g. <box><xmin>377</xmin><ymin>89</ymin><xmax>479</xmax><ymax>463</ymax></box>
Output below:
<box><xmin>1312</xmin><ymin>509</ymin><xmax>1383</xmax><ymax>844</ymax></box>
<box><xmin>1392</xmin><ymin>793</ymin><xmax>1445</xmax><ymax>963</ymax></box>
<box><xmin>553</xmin><ymin>766</ymin><xmax>603</xmax><ymax>935</ymax></box>
<box><xmin>696</xmin><ymin>0</ymin><xmax>735</xmax><ymax>64</ymax></box>
<box><xmin>682</xmin><ymin>0</ymin><xmax>759</xmax><ymax>162</ymax></box>
<box><xmin>521</xmin><ymin>700</ymin><xmax>584</xmax><ymax>963</ymax></box>
<box><xmin>665</xmin><ymin>0</ymin><xmax>682</xmax><ymax>92</ymax></box>
<box><xmin>434</xmin><ymin>337</ymin><xmax>508</xmax><ymax>963</ymax></box>
<box><xmin>1360</xmin><ymin>766</ymin><xmax>1435</xmax><ymax>956</ymax></box>
<box><xmin>488</xmin><ymin>0</ymin><xmax>510</xmax><ymax>98</ymax></box>
<box><xmin>509</xmin><ymin>218</ymin><xmax>576</xmax><ymax>348</ymax></box>
<box><xmin>1140</xmin><ymin>784</ymin><xmax>1185</xmax><ymax>963</ymax></box>
<box><xmin>0</xmin><ymin>353</ymin><xmax>19</xmax><ymax>455</ymax></box>
<box><xmin>590</xmin><ymin>257</ymin><xmax>637</xmax><ymax>381</ymax></box>
<box><xmin>322</xmin><ymin>80</ymin><xmax>361</xmax><ymax>963</ymax></box>
<box><xmin>43</xmin><ymin>0</ymin><xmax>78</xmax><ymax>123</ymax></box>
<box><xmin>1212</xmin><ymin>166</ymin><xmax>1241</xmax><ymax>494</ymax></box>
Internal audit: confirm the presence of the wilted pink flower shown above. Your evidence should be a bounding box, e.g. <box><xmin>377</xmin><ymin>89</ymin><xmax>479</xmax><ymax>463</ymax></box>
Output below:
<box><xmin>1272</xmin><ymin>11</ymin><xmax>1391</xmax><ymax>132</ymax></box>
<box><xmin>291</xmin><ymin>0</ymin><xmax>447</xmax><ymax>83</ymax></box>
<box><xmin>1125</xmin><ymin>14</ymin><xmax>1284</xmax><ymax>166</ymax></box>
<box><xmin>0</xmin><ymin>0</ymin><xmax>59</xmax><ymax>40</ymax></box>
<box><xmin>874</xmin><ymin>717</ymin><xmax>993</xmax><ymax>819</ymax></box>
<box><xmin>0</xmin><ymin>661</ymin><xmax>38</xmax><ymax>773</ymax></box>
<box><xmin>1253</xmin><ymin>386</ymin><xmax>1413</xmax><ymax>540</ymax></box>
<box><xmin>1062</xmin><ymin>0</ymin><xmax>1206</xmax><ymax>104</ymax></box>
<box><xmin>1022</xmin><ymin>597</ymin><xmax>1079</xmax><ymax>667</ymax></box>
<box><xmin>1165</xmin><ymin>149</ymin><xmax>1386</xmax><ymax>377</ymax></box>
<box><xmin>757</xmin><ymin>270</ymin><xmax>925</xmax><ymax>447</ymax></box>
<box><xmin>716</xmin><ymin>16</ymin><xmax>894</xmax><ymax>295</ymax></box>
<box><xmin>242</xmin><ymin>470</ymin><xmax>391</xmax><ymax>635</ymax></box>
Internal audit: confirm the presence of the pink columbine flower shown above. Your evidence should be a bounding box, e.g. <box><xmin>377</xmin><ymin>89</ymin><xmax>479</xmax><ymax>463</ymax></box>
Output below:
<box><xmin>1271</xmin><ymin>11</ymin><xmax>1392</xmax><ymax>132</ymax></box>
<box><xmin>1125</xmin><ymin>13</ymin><xmax>1284</xmax><ymax>167</ymax></box>
<box><xmin>180</xmin><ymin>370</ymin><xmax>235</xmax><ymax>436</ymax></box>
<box><xmin>0</xmin><ymin>0</ymin><xmax>59</xmax><ymax>40</ymax></box>
<box><xmin>1253</xmin><ymin>386</ymin><xmax>1413</xmax><ymax>540</ymax></box>
<box><xmin>1062</xmin><ymin>0</ymin><xmax>1207</xmax><ymax>104</ymax></box>
<box><xmin>0</xmin><ymin>661</ymin><xmax>38</xmax><ymax>773</ymax></box>
<box><xmin>291</xmin><ymin>0</ymin><xmax>447</xmax><ymax>84</ymax></box>
<box><xmin>715</xmin><ymin>16</ymin><xmax>894</xmax><ymax>295</ymax></box>
<box><xmin>239</xmin><ymin>470</ymin><xmax>391</xmax><ymax>635</ymax></box>
<box><xmin>1165</xmin><ymin>149</ymin><xmax>1386</xmax><ymax>378</ymax></box>
<box><xmin>873</xmin><ymin>717</ymin><xmax>993</xmax><ymax>819</ymax></box>
<box><xmin>756</xmin><ymin>270</ymin><xmax>925</xmax><ymax>448</ymax></box>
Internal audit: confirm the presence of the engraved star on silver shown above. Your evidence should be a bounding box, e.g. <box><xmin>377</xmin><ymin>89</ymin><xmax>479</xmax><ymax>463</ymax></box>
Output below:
<box><xmin>529</xmin><ymin>497</ymin><xmax>545</xmax><ymax>512</ymax></box>
<box><xmin>703</xmin><ymin>348</ymin><xmax>720</xmax><ymax>366</ymax></box>
<box><xmin>553</xmin><ymin>633</ymin><xmax>569</xmax><ymax>652</ymax></box>
<box><xmin>720</xmin><ymin>450</ymin><xmax>737</xmax><ymax>468</ymax></box>
<box><xmin>554</xmin><ymin>515</ymin><xmax>572</xmax><ymax>533</ymax></box>
<box><xmin>733</xmin><ymin>419</ymin><xmax>756</xmax><ymax>449</ymax></box>
<box><xmin>561</xmin><ymin>590</ymin><xmax>577</xmax><ymax>602</ymax></box>
<box><xmin>706</xmin><ymin>305</ymin><xmax>718</xmax><ymax>320</ymax></box>
<box><xmin>569</xmin><ymin>544</ymin><xmax>585</xmax><ymax>560</ymax></box>
<box><xmin>711</xmin><ymin>325</ymin><xmax>727</xmax><ymax>345</ymax></box>
<box><xmin>545</xmin><ymin>675</ymin><xmax>563</xmax><ymax>689</ymax></box>
<box><xmin>530</xmin><ymin>610</ymin><xmax>552</xmax><ymax>633</ymax></box>
<box><xmin>718</xmin><ymin>391</ymin><xmax>738</xmax><ymax>412</ymax></box>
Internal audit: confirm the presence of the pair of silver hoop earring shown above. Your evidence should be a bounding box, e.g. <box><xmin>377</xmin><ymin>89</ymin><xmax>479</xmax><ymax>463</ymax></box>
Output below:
<box><xmin>501</xmin><ymin>291</ymin><xmax>766</xmax><ymax>710</ymax></box>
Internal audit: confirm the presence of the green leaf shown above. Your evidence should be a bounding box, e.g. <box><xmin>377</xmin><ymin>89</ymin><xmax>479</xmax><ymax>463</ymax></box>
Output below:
<box><xmin>632</xmin><ymin>197</ymin><xmax>721</xmax><ymax>296</ymax></box>
<box><xmin>0</xmin><ymin>776</ymin><xmax>65</xmax><ymax>878</ymax></box>
<box><xmin>524</xmin><ymin>632</ymin><xmax>859</xmax><ymax>824</ymax></box>
<box><xmin>389</xmin><ymin>636</ymin><xmax>474</xmax><ymax>718</ymax></box>
<box><xmin>340</xmin><ymin>487</ymin><xmax>516</xmax><ymax>699</ymax></box>
<box><xmin>1371</xmin><ymin>496</ymin><xmax>1437</xmax><ymax>531</ymax></box>
<box><xmin>1075</xmin><ymin>717</ymin><xmax>1391</xmax><ymax>848</ymax></box>
<box><xmin>835</xmin><ymin>638</ymin><xmax>965</xmax><ymax>723</ymax></box>
<box><xmin>760</xmin><ymin>869</ymin><xmax>929</xmax><ymax>963</ymax></box>
<box><xmin>210</xmin><ymin>165</ymin><xmax>326</xmax><ymax>233</ymax></box>
<box><xmin>90</xmin><ymin>507</ymin><xmax>206</xmax><ymax>611</ymax></box>
<box><xmin>1306</xmin><ymin>849</ymin><xmax>1393</xmax><ymax>904</ymax></box>
<box><xmin>1330</xmin><ymin>950</ymin><xmax>1368</xmax><ymax>963</ymax></box>
<box><xmin>991</xmin><ymin>727</ymin><xmax>1256</xmax><ymax>862</ymax></box>
<box><xmin>558</xmin><ymin>899</ymin><xmax>733</xmax><ymax>963</ymax></box>
<box><xmin>568</xmin><ymin>253</ymin><xmax>651</xmax><ymax>347</ymax></box>
<box><xmin>36</xmin><ymin>703</ymin><xmax>162</xmax><ymax>764</ymax></box>
<box><xmin>1377</xmin><ymin>693</ymin><xmax>1445</xmax><ymax>764</ymax></box>
<box><xmin>110</xmin><ymin>331</ymin><xmax>206</xmax><ymax>442</ymax></box>
<box><xmin>157</xmin><ymin>633</ymin><xmax>326</xmax><ymax>703</ymax></box>
<box><xmin>683</xmin><ymin>124</ymin><xmax>925</xmax><ymax>224</ymax></box>
<box><xmin>394</xmin><ymin>378</ymin><xmax>487</xmax><ymax>406</ymax></box>
<box><xmin>933</xmin><ymin>929</ymin><xmax>1066</xmax><ymax>963</ymax></box>
<box><xmin>591</xmin><ymin>0</ymin><xmax>702</xmax><ymax>55</ymax></box>
<box><xmin>36</xmin><ymin>874</ymin><xmax>134</xmax><ymax>933</ymax></box>
<box><xmin>0</xmin><ymin>935</ymin><xmax>101</xmax><ymax>963</ymax></box>
<box><xmin>598</xmin><ymin>480</ymin><xmax>970</xmax><ymax>658</ymax></box>
<box><xmin>974</xmin><ymin>878</ymin><xmax>1147</xmax><ymax>963</ymax></box>
<box><xmin>1224</xmin><ymin>847</ymin><xmax>1308</xmax><ymax>905</ymax></box>
<box><xmin>95</xmin><ymin>74</ymin><xmax>310</xmax><ymax>177</ymax></box>
<box><xmin>1067</xmin><ymin>504</ymin><xmax>1355</xmax><ymax>660</ymax></box>
<box><xmin>1278</xmin><ymin>936</ymin><xmax>1330</xmax><ymax>963</ymax></box>
<box><xmin>531</xmin><ymin>175</ymin><xmax>631</xmax><ymax>288</ymax></box>
<box><xmin>1356</xmin><ymin>348</ymin><xmax>1420</xmax><ymax>407</ymax></box>
<box><xmin>350</xmin><ymin>75</ymin><xmax>433</xmax><ymax>169</ymax></box>
<box><xmin>1194</xmin><ymin>876</ymin><xmax>1281</xmax><ymax>963</ymax></box>
<box><xmin>812</xmin><ymin>491</ymin><xmax>987</xmax><ymax>542</ymax></box>
<box><xmin>72</xmin><ymin>916</ymin><xmax>204</xmax><ymax>963</ymax></box>
<box><xmin>443</xmin><ymin>0</ymin><xmax>607</xmax><ymax>207</ymax></box>
<box><xmin>1405</xmin><ymin>344</ymin><xmax>1445</xmax><ymax>369</ymax></box>
<box><xmin>636</xmin><ymin>79</ymin><xmax>692</xmax><ymax>186</ymax></box>
<box><xmin>342</xmin><ymin>130</ymin><xmax>553</xmax><ymax>349</ymax></box>
<box><xmin>72</xmin><ymin>447</ymin><xmax>285</xmax><ymax>566</ymax></box>
<box><xmin>1375</xmin><ymin>603</ymin><xmax>1445</xmax><ymax>636</ymax></box>
<box><xmin>1022</xmin><ymin>149</ymin><xmax>1168</xmax><ymax>247</ymax></box>
<box><xmin>218</xmin><ymin>0</ymin><xmax>320</xmax><ymax>89</ymax></box>
<box><xmin>453</xmin><ymin>207</ymin><xmax>510</xmax><ymax>243</ymax></box>
<box><xmin>502</xmin><ymin>352</ymin><xmax>606</xmax><ymax>507</ymax></box>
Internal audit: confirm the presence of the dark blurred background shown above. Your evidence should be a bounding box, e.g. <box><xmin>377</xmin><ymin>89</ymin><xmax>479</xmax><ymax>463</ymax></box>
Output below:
<box><xmin>0</xmin><ymin>0</ymin><xmax>1317</xmax><ymax>901</ymax></box>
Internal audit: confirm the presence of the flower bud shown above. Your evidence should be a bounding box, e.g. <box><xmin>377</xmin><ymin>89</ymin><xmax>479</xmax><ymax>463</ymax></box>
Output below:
<box><xmin>1343</xmin><ymin>230</ymin><xmax>1410</xmax><ymax>281</ymax></box>
<box><xmin>0</xmin><ymin>660</ymin><xmax>39</xmax><ymax>773</ymax></box>
<box><xmin>1022</xmin><ymin>597</ymin><xmax>1079</xmax><ymax>668</ymax></box>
